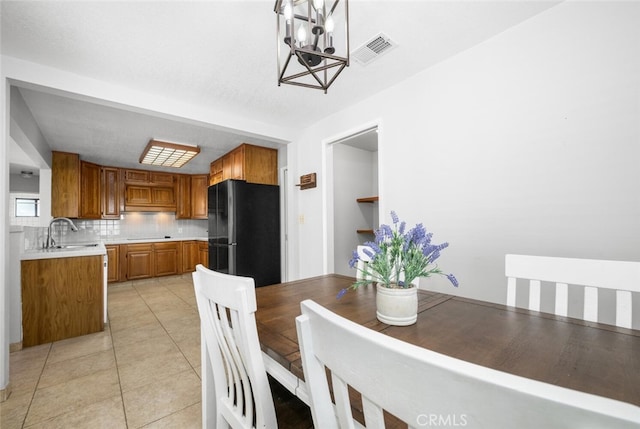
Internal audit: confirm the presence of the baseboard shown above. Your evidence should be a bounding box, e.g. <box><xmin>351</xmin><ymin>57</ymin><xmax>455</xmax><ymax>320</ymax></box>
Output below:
<box><xmin>10</xmin><ymin>342</ymin><xmax>23</xmax><ymax>353</ymax></box>
<box><xmin>0</xmin><ymin>383</ymin><xmax>11</xmax><ymax>402</ymax></box>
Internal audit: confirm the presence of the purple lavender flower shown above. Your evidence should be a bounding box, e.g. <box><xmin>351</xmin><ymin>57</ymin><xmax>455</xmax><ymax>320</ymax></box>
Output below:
<box><xmin>381</xmin><ymin>224</ymin><xmax>393</xmax><ymax>239</ymax></box>
<box><xmin>413</xmin><ymin>224</ymin><xmax>427</xmax><ymax>241</ymax></box>
<box><xmin>446</xmin><ymin>274</ymin><xmax>459</xmax><ymax>287</ymax></box>
<box><xmin>336</xmin><ymin>288</ymin><xmax>348</xmax><ymax>299</ymax></box>
<box><xmin>422</xmin><ymin>244</ymin><xmax>436</xmax><ymax>257</ymax></box>
<box><xmin>348</xmin><ymin>250</ymin><xmax>359</xmax><ymax>269</ymax></box>
<box><xmin>364</xmin><ymin>241</ymin><xmax>381</xmax><ymax>255</ymax></box>
<box><xmin>343</xmin><ymin>211</ymin><xmax>457</xmax><ymax>297</ymax></box>
<box><xmin>362</xmin><ymin>247</ymin><xmax>375</xmax><ymax>259</ymax></box>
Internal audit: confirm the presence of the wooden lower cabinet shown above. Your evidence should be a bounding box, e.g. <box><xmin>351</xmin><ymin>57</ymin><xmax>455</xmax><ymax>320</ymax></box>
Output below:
<box><xmin>123</xmin><ymin>243</ymin><xmax>154</xmax><ymax>280</ymax></box>
<box><xmin>106</xmin><ymin>245</ymin><xmax>120</xmax><ymax>283</ymax></box>
<box><xmin>181</xmin><ymin>241</ymin><xmax>199</xmax><ymax>273</ymax></box>
<box><xmin>21</xmin><ymin>255</ymin><xmax>104</xmax><ymax>347</ymax></box>
<box><xmin>199</xmin><ymin>241</ymin><xmax>209</xmax><ymax>268</ymax></box>
<box><xmin>155</xmin><ymin>242</ymin><xmax>181</xmax><ymax>277</ymax></box>
<box><xmin>113</xmin><ymin>240</ymin><xmax>207</xmax><ymax>281</ymax></box>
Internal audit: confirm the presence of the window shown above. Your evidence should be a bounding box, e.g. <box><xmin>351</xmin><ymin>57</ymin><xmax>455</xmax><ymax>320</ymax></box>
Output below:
<box><xmin>15</xmin><ymin>198</ymin><xmax>40</xmax><ymax>217</ymax></box>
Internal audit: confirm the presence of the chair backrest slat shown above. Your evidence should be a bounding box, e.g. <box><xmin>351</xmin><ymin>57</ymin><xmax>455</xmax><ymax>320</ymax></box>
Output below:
<box><xmin>296</xmin><ymin>299</ymin><xmax>640</xmax><ymax>428</ymax></box>
<box><xmin>193</xmin><ymin>265</ymin><xmax>277</xmax><ymax>429</ymax></box>
<box><xmin>618</xmin><ymin>290</ymin><xmax>633</xmax><ymax>328</ymax></box>
<box><xmin>505</xmin><ymin>254</ymin><xmax>639</xmax><ymax>329</ymax></box>
<box><xmin>528</xmin><ymin>279</ymin><xmax>541</xmax><ymax>312</ymax></box>
<box><xmin>555</xmin><ymin>282</ymin><xmax>568</xmax><ymax>317</ymax></box>
<box><xmin>584</xmin><ymin>286</ymin><xmax>599</xmax><ymax>323</ymax></box>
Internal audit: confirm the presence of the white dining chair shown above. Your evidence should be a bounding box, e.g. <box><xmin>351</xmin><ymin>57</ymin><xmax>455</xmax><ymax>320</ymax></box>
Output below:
<box><xmin>505</xmin><ymin>254</ymin><xmax>640</xmax><ymax>329</ymax></box>
<box><xmin>295</xmin><ymin>299</ymin><xmax>640</xmax><ymax>428</ymax></box>
<box><xmin>193</xmin><ymin>264</ymin><xmax>312</xmax><ymax>429</ymax></box>
<box><xmin>356</xmin><ymin>245</ymin><xmax>373</xmax><ymax>281</ymax></box>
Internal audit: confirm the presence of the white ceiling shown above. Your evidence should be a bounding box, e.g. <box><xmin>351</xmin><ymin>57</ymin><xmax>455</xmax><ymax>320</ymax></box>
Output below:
<box><xmin>2</xmin><ymin>0</ymin><xmax>561</xmax><ymax>175</ymax></box>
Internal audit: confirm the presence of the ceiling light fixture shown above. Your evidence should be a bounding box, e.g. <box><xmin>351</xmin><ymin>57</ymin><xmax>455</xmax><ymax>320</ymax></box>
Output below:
<box><xmin>139</xmin><ymin>139</ymin><xmax>200</xmax><ymax>168</ymax></box>
<box><xmin>274</xmin><ymin>0</ymin><xmax>349</xmax><ymax>93</ymax></box>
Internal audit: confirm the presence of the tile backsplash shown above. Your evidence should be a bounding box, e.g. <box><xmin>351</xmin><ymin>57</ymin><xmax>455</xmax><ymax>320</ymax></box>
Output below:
<box><xmin>21</xmin><ymin>212</ymin><xmax>207</xmax><ymax>250</ymax></box>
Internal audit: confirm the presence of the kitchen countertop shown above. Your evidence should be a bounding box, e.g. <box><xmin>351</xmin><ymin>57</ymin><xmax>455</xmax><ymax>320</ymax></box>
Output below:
<box><xmin>21</xmin><ymin>237</ymin><xmax>208</xmax><ymax>260</ymax></box>
<box><xmin>103</xmin><ymin>236</ymin><xmax>208</xmax><ymax>245</ymax></box>
<box><xmin>22</xmin><ymin>243</ymin><xmax>107</xmax><ymax>260</ymax></box>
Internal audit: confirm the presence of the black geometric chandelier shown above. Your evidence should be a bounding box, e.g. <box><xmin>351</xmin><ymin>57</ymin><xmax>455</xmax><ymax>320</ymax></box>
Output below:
<box><xmin>274</xmin><ymin>0</ymin><xmax>349</xmax><ymax>93</ymax></box>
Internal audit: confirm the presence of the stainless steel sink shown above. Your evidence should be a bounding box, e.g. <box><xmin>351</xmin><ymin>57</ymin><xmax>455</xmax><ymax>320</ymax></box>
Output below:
<box><xmin>51</xmin><ymin>243</ymin><xmax>100</xmax><ymax>249</ymax></box>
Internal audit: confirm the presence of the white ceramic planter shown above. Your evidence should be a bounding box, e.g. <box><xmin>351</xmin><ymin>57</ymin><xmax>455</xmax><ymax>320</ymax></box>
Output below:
<box><xmin>376</xmin><ymin>283</ymin><xmax>418</xmax><ymax>326</ymax></box>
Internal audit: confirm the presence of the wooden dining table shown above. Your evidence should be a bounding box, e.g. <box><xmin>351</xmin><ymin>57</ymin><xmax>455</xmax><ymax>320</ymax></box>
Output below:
<box><xmin>255</xmin><ymin>274</ymin><xmax>640</xmax><ymax>411</ymax></box>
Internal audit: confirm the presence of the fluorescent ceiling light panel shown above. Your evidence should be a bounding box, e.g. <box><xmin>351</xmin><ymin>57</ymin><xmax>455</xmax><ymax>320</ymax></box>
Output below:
<box><xmin>139</xmin><ymin>139</ymin><xmax>200</xmax><ymax>168</ymax></box>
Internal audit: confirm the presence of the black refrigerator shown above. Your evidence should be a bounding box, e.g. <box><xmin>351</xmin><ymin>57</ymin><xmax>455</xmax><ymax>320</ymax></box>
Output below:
<box><xmin>208</xmin><ymin>179</ymin><xmax>281</xmax><ymax>287</ymax></box>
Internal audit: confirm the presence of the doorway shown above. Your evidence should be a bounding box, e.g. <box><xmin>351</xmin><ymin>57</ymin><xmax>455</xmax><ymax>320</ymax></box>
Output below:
<box><xmin>331</xmin><ymin>128</ymin><xmax>378</xmax><ymax>276</ymax></box>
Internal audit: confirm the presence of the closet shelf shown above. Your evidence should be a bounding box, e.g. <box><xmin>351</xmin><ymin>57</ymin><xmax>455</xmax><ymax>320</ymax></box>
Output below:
<box><xmin>356</xmin><ymin>229</ymin><xmax>375</xmax><ymax>234</ymax></box>
<box><xmin>356</xmin><ymin>196</ymin><xmax>378</xmax><ymax>233</ymax></box>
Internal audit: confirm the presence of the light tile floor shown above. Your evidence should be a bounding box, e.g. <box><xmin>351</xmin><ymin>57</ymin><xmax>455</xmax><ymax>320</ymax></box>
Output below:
<box><xmin>2</xmin><ymin>275</ymin><xmax>203</xmax><ymax>428</ymax></box>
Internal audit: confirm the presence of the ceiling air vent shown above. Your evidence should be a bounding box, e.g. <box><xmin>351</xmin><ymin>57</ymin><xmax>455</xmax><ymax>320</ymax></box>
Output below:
<box><xmin>352</xmin><ymin>33</ymin><xmax>397</xmax><ymax>66</ymax></box>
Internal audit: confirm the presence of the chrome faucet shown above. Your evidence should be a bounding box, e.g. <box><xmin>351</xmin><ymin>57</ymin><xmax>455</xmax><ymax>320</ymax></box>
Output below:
<box><xmin>47</xmin><ymin>217</ymin><xmax>79</xmax><ymax>248</ymax></box>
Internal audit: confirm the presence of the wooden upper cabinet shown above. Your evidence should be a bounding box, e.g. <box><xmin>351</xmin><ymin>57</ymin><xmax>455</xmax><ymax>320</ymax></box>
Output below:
<box><xmin>191</xmin><ymin>175</ymin><xmax>209</xmax><ymax>219</ymax></box>
<box><xmin>150</xmin><ymin>187</ymin><xmax>176</xmax><ymax>206</ymax></box>
<box><xmin>209</xmin><ymin>159</ymin><xmax>223</xmax><ymax>186</ymax></box>
<box><xmin>80</xmin><ymin>161</ymin><xmax>101</xmax><ymax>219</ymax></box>
<box><xmin>176</xmin><ymin>175</ymin><xmax>191</xmax><ymax>219</ymax></box>
<box><xmin>52</xmin><ymin>151</ymin><xmax>80</xmax><ymax>218</ymax></box>
<box><xmin>123</xmin><ymin>170</ymin><xmax>175</xmax><ymax>184</ymax></box>
<box><xmin>52</xmin><ymin>152</ymin><xmax>116</xmax><ymax>219</ymax></box>
<box><xmin>101</xmin><ymin>167</ymin><xmax>121</xmax><ymax>219</ymax></box>
<box><xmin>149</xmin><ymin>172</ymin><xmax>175</xmax><ymax>186</ymax></box>
<box><xmin>122</xmin><ymin>169</ymin><xmax>149</xmax><ymax>184</ymax></box>
<box><xmin>53</xmin><ymin>154</ymin><xmax>207</xmax><ymax>216</ymax></box>
<box><xmin>243</xmin><ymin>144</ymin><xmax>278</xmax><ymax>185</ymax></box>
<box><xmin>226</xmin><ymin>147</ymin><xmax>244</xmax><ymax>180</ymax></box>
<box><xmin>122</xmin><ymin>168</ymin><xmax>177</xmax><ymax>212</ymax></box>
<box><xmin>209</xmin><ymin>144</ymin><xmax>278</xmax><ymax>186</ymax></box>
<box><xmin>177</xmin><ymin>174</ymin><xmax>208</xmax><ymax>219</ymax></box>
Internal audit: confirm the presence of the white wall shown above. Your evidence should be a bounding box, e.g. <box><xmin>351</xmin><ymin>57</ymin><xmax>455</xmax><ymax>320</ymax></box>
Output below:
<box><xmin>9</xmin><ymin>175</ymin><xmax>39</xmax><ymax>193</ymax></box>
<box><xmin>10</xmin><ymin>87</ymin><xmax>51</xmax><ymax>170</ymax></box>
<box><xmin>289</xmin><ymin>2</ymin><xmax>640</xmax><ymax>327</ymax></box>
